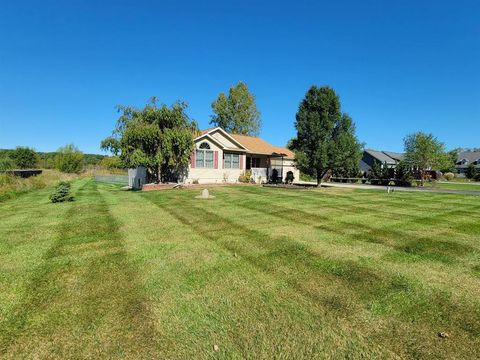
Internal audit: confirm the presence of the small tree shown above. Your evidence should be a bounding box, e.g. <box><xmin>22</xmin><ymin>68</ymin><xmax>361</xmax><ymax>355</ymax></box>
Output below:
<box><xmin>395</xmin><ymin>160</ymin><xmax>414</xmax><ymax>186</ymax></box>
<box><xmin>10</xmin><ymin>147</ymin><xmax>38</xmax><ymax>169</ymax></box>
<box><xmin>466</xmin><ymin>163</ymin><xmax>477</xmax><ymax>179</ymax></box>
<box><xmin>55</xmin><ymin>144</ymin><xmax>84</xmax><ymax>173</ymax></box>
<box><xmin>438</xmin><ymin>149</ymin><xmax>458</xmax><ymax>173</ymax></box>
<box><xmin>369</xmin><ymin>161</ymin><xmax>392</xmax><ymax>185</ymax></box>
<box><xmin>210</xmin><ymin>82</ymin><xmax>261</xmax><ymax>136</ymax></box>
<box><xmin>474</xmin><ymin>170</ymin><xmax>480</xmax><ymax>181</ymax></box>
<box><xmin>403</xmin><ymin>132</ymin><xmax>446</xmax><ymax>185</ymax></box>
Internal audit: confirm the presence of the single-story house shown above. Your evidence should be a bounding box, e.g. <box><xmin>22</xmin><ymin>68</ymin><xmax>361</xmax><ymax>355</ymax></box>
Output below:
<box><xmin>360</xmin><ymin>149</ymin><xmax>404</xmax><ymax>174</ymax></box>
<box><xmin>455</xmin><ymin>151</ymin><xmax>480</xmax><ymax>176</ymax></box>
<box><xmin>186</xmin><ymin>127</ymin><xmax>299</xmax><ymax>184</ymax></box>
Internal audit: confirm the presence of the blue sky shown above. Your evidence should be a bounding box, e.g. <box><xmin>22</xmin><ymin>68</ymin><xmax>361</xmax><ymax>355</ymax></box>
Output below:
<box><xmin>0</xmin><ymin>0</ymin><xmax>479</xmax><ymax>154</ymax></box>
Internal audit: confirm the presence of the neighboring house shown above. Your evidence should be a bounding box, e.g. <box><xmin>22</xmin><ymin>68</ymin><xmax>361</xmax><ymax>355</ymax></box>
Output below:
<box><xmin>360</xmin><ymin>149</ymin><xmax>404</xmax><ymax>174</ymax></box>
<box><xmin>186</xmin><ymin>127</ymin><xmax>299</xmax><ymax>184</ymax></box>
<box><xmin>455</xmin><ymin>151</ymin><xmax>480</xmax><ymax>176</ymax></box>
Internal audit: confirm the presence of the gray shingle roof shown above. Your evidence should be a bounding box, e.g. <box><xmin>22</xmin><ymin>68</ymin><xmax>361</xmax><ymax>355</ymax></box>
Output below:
<box><xmin>456</xmin><ymin>151</ymin><xmax>480</xmax><ymax>167</ymax></box>
<box><xmin>365</xmin><ymin>149</ymin><xmax>397</xmax><ymax>164</ymax></box>
<box><xmin>382</xmin><ymin>151</ymin><xmax>404</xmax><ymax>162</ymax></box>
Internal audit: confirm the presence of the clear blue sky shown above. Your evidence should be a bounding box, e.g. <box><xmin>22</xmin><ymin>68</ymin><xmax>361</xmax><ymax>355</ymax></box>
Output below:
<box><xmin>1</xmin><ymin>0</ymin><xmax>479</xmax><ymax>154</ymax></box>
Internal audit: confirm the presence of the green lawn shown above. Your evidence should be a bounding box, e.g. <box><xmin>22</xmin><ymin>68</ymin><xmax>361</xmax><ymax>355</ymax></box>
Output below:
<box><xmin>433</xmin><ymin>181</ymin><xmax>480</xmax><ymax>192</ymax></box>
<box><xmin>1</xmin><ymin>179</ymin><xmax>479</xmax><ymax>359</ymax></box>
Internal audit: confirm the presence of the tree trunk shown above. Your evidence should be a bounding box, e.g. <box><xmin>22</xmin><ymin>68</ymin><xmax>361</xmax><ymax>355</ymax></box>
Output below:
<box><xmin>156</xmin><ymin>165</ymin><xmax>161</xmax><ymax>184</ymax></box>
<box><xmin>316</xmin><ymin>169</ymin><xmax>322</xmax><ymax>187</ymax></box>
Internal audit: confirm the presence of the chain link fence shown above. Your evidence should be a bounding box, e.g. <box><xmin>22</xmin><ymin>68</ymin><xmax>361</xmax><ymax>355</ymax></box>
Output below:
<box><xmin>94</xmin><ymin>175</ymin><xmax>129</xmax><ymax>185</ymax></box>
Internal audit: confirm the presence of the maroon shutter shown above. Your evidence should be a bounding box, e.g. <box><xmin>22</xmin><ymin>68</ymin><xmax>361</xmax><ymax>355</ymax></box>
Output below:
<box><xmin>190</xmin><ymin>151</ymin><xmax>195</xmax><ymax>168</ymax></box>
<box><xmin>214</xmin><ymin>151</ymin><xmax>218</xmax><ymax>169</ymax></box>
<box><xmin>240</xmin><ymin>154</ymin><xmax>244</xmax><ymax>169</ymax></box>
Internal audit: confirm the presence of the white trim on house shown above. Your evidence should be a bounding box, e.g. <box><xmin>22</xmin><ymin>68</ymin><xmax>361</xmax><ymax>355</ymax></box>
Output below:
<box><xmin>195</xmin><ymin>127</ymin><xmax>249</xmax><ymax>151</ymax></box>
<box><xmin>185</xmin><ymin>127</ymin><xmax>300</xmax><ymax>184</ymax></box>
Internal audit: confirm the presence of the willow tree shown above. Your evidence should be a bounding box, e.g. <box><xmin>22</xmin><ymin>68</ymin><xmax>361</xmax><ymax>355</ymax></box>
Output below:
<box><xmin>291</xmin><ymin>86</ymin><xmax>362</xmax><ymax>185</ymax></box>
<box><xmin>101</xmin><ymin>98</ymin><xmax>197</xmax><ymax>183</ymax></box>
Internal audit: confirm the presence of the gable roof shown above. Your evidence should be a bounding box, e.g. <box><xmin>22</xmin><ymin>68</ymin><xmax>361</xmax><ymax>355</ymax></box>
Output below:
<box><xmin>365</xmin><ymin>149</ymin><xmax>397</xmax><ymax>164</ymax></box>
<box><xmin>382</xmin><ymin>151</ymin><xmax>404</xmax><ymax>162</ymax></box>
<box><xmin>456</xmin><ymin>151</ymin><xmax>480</xmax><ymax>167</ymax></box>
<box><xmin>364</xmin><ymin>149</ymin><xmax>405</xmax><ymax>164</ymax></box>
<box><xmin>196</xmin><ymin>127</ymin><xmax>294</xmax><ymax>158</ymax></box>
<box><xmin>195</xmin><ymin>127</ymin><xmax>248</xmax><ymax>150</ymax></box>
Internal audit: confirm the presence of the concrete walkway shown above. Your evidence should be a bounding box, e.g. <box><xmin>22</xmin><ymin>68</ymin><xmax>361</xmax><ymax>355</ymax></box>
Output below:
<box><xmin>321</xmin><ymin>182</ymin><xmax>480</xmax><ymax>196</ymax></box>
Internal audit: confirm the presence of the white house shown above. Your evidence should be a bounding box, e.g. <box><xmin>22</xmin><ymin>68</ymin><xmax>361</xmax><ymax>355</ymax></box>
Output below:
<box><xmin>185</xmin><ymin>127</ymin><xmax>299</xmax><ymax>184</ymax></box>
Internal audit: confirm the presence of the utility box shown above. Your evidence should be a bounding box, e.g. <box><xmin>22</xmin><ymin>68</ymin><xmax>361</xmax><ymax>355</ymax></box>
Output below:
<box><xmin>128</xmin><ymin>166</ymin><xmax>147</xmax><ymax>190</ymax></box>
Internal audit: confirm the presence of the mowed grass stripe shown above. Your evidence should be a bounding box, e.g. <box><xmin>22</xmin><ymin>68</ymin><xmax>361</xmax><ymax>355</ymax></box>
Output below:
<box><xmin>143</xmin><ymin>187</ymin><xmax>480</xmax><ymax>359</ymax></box>
<box><xmin>139</xmin><ymin>190</ymin><xmax>396</xmax><ymax>359</ymax></box>
<box><xmin>229</xmin><ymin>186</ymin><xmax>480</xmax><ymax>261</ymax></box>
<box><xmin>0</xmin><ymin>179</ymin><xmax>159</xmax><ymax>359</ymax></box>
<box><xmin>231</xmin><ymin>189</ymin><xmax>477</xmax><ymax>264</ymax></box>
<box><xmin>0</xmin><ymin>179</ymin><xmax>91</xmax><ymax>332</ymax></box>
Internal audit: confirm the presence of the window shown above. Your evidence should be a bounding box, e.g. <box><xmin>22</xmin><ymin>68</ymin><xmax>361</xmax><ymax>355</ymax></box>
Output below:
<box><xmin>196</xmin><ymin>142</ymin><xmax>214</xmax><ymax>168</ymax></box>
<box><xmin>224</xmin><ymin>153</ymin><xmax>240</xmax><ymax>169</ymax></box>
<box><xmin>246</xmin><ymin>157</ymin><xmax>261</xmax><ymax>169</ymax></box>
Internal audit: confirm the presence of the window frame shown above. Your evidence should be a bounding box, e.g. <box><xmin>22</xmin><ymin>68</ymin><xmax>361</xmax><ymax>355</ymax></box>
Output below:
<box><xmin>224</xmin><ymin>153</ymin><xmax>240</xmax><ymax>169</ymax></box>
<box><xmin>196</xmin><ymin>142</ymin><xmax>214</xmax><ymax>168</ymax></box>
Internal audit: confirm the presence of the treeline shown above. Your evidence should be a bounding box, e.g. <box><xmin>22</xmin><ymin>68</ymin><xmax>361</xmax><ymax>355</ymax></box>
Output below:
<box><xmin>0</xmin><ymin>146</ymin><xmax>123</xmax><ymax>173</ymax></box>
<box><xmin>0</xmin><ymin>148</ymin><xmax>104</xmax><ymax>168</ymax></box>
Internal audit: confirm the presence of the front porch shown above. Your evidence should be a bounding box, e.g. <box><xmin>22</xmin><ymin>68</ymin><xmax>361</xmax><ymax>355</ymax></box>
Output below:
<box><xmin>246</xmin><ymin>153</ymin><xmax>291</xmax><ymax>183</ymax></box>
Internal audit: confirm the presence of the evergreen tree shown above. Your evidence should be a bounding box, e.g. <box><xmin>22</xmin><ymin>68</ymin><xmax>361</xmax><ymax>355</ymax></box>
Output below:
<box><xmin>291</xmin><ymin>86</ymin><xmax>362</xmax><ymax>185</ymax></box>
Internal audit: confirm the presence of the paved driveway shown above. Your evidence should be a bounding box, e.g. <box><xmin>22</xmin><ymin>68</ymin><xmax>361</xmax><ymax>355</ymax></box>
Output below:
<box><xmin>322</xmin><ymin>182</ymin><xmax>480</xmax><ymax>196</ymax></box>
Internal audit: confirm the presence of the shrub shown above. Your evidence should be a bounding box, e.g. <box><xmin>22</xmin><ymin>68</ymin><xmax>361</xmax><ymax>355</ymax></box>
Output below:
<box><xmin>0</xmin><ymin>156</ymin><xmax>14</xmax><ymax>171</ymax></box>
<box><xmin>55</xmin><ymin>144</ymin><xmax>84</xmax><ymax>173</ymax></box>
<box><xmin>99</xmin><ymin>156</ymin><xmax>123</xmax><ymax>170</ymax></box>
<box><xmin>271</xmin><ymin>169</ymin><xmax>279</xmax><ymax>184</ymax></box>
<box><xmin>10</xmin><ymin>147</ymin><xmax>38</xmax><ymax>169</ymax></box>
<box><xmin>466</xmin><ymin>163</ymin><xmax>476</xmax><ymax>179</ymax></box>
<box><xmin>50</xmin><ymin>181</ymin><xmax>73</xmax><ymax>203</ymax></box>
<box><xmin>285</xmin><ymin>171</ymin><xmax>294</xmax><ymax>184</ymax></box>
<box><xmin>474</xmin><ymin>171</ymin><xmax>480</xmax><ymax>182</ymax></box>
<box><xmin>443</xmin><ymin>172</ymin><xmax>455</xmax><ymax>181</ymax></box>
<box><xmin>238</xmin><ymin>170</ymin><xmax>252</xmax><ymax>183</ymax></box>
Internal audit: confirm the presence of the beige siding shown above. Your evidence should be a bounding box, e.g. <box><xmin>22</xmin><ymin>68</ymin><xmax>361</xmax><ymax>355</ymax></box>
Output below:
<box><xmin>186</xmin><ymin>138</ymin><xmax>246</xmax><ymax>184</ymax></box>
<box><xmin>187</xmin><ymin>131</ymin><xmax>300</xmax><ymax>184</ymax></box>
<box><xmin>209</xmin><ymin>130</ymin><xmax>242</xmax><ymax>149</ymax></box>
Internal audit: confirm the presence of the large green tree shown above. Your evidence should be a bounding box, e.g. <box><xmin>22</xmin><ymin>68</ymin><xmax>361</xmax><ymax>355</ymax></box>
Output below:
<box><xmin>403</xmin><ymin>132</ymin><xmax>446</xmax><ymax>185</ymax></box>
<box><xmin>291</xmin><ymin>86</ymin><xmax>362</xmax><ymax>185</ymax></box>
<box><xmin>101</xmin><ymin>98</ymin><xmax>197</xmax><ymax>183</ymax></box>
<box><xmin>10</xmin><ymin>147</ymin><xmax>38</xmax><ymax>169</ymax></box>
<box><xmin>210</xmin><ymin>82</ymin><xmax>261</xmax><ymax>136</ymax></box>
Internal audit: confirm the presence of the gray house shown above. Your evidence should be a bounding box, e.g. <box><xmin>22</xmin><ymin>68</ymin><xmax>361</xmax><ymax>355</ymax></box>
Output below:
<box><xmin>456</xmin><ymin>151</ymin><xmax>480</xmax><ymax>176</ymax></box>
<box><xmin>360</xmin><ymin>149</ymin><xmax>404</xmax><ymax>174</ymax></box>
